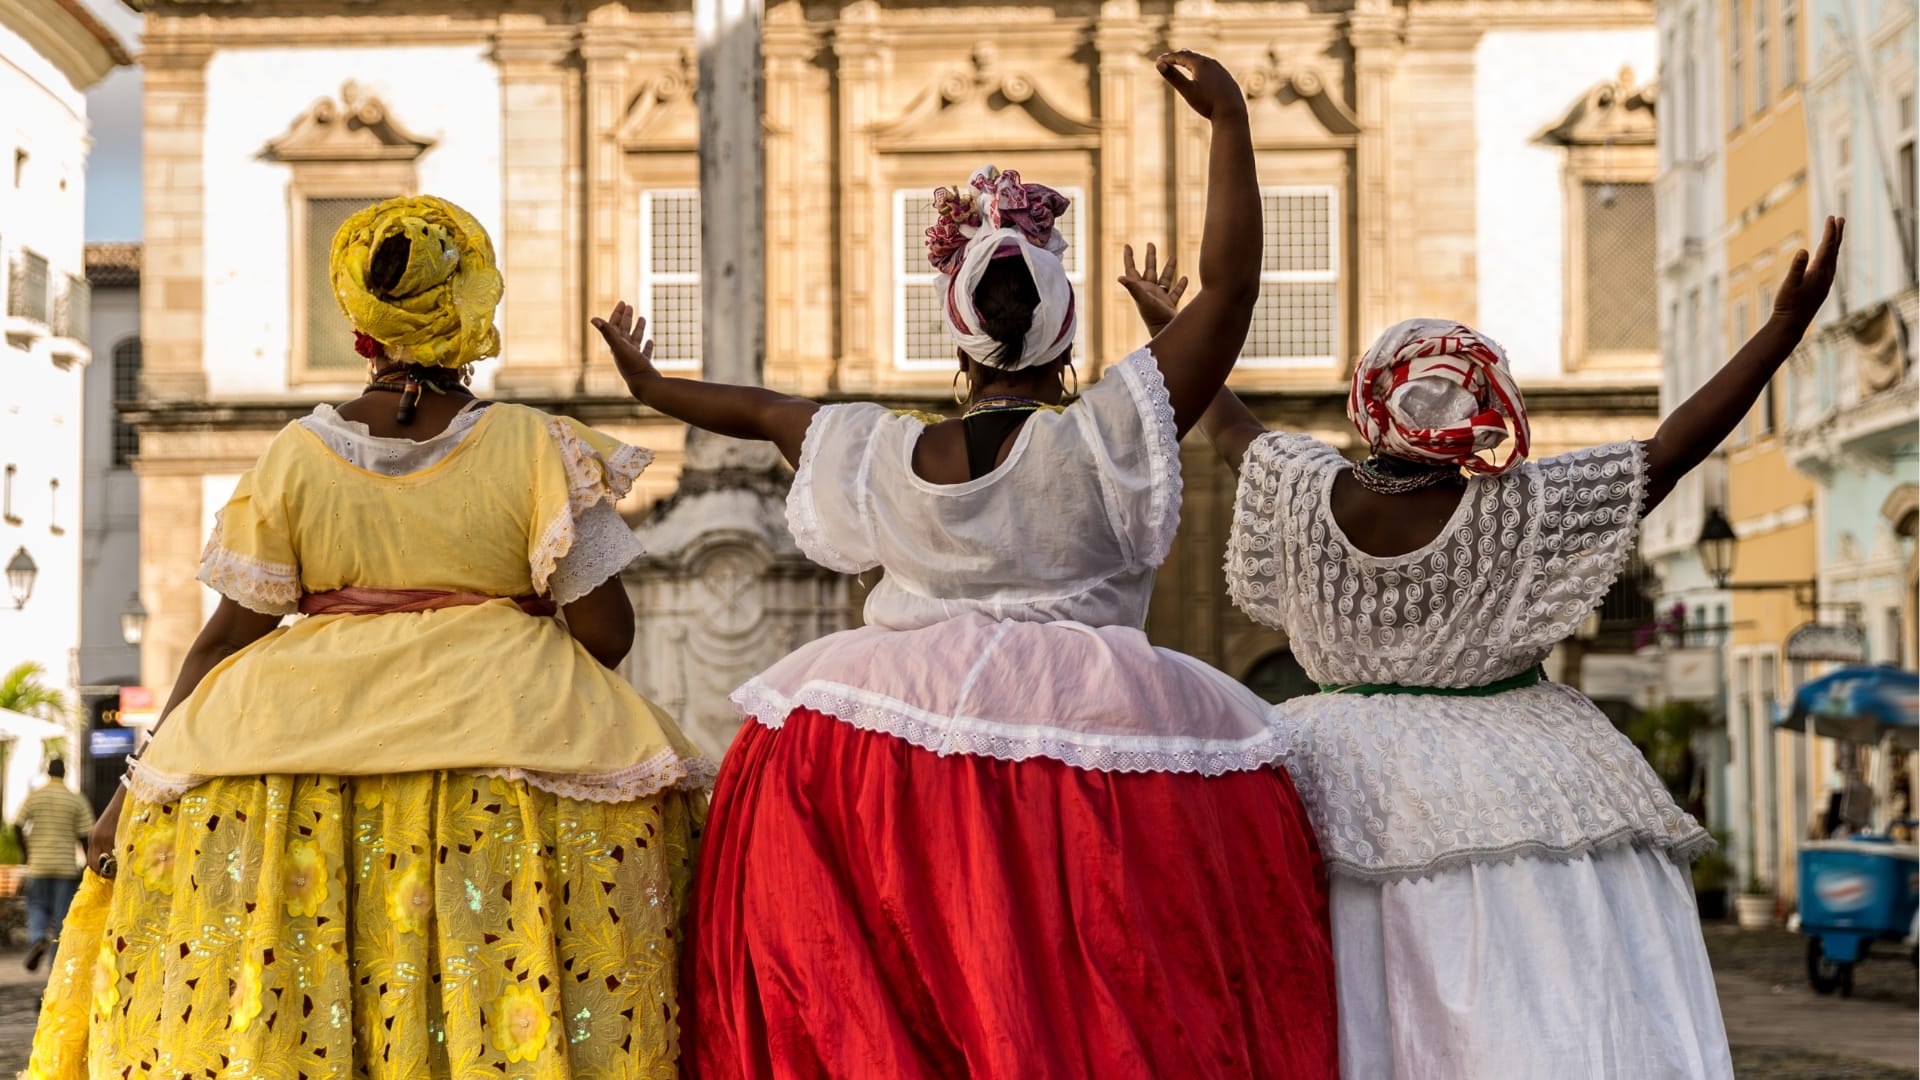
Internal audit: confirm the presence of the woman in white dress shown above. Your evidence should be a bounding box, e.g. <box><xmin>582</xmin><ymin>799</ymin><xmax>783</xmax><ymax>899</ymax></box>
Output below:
<box><xmin>594</xmin><ymin>53</ymin><xmax>1339</xmax><ymax>1078</ymax></box>
<box><xmin>1121</xmin><ymin>218</ymin><xmax>1845</xmax><ymax>1076</ymax></box>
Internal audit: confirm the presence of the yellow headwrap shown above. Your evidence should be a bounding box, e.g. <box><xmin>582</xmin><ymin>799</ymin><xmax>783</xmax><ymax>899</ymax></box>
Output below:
<box><xmin>329</xmin><ymin>196</ymin><xmax>503</xmax><ymax>369</ymax></box>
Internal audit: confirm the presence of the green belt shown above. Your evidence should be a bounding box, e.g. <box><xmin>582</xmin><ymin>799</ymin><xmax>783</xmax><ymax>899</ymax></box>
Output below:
<box><xmin>1317</xmin><ymin>665</ymin><xmax>1546</xmax><ymax>697</ymax></box>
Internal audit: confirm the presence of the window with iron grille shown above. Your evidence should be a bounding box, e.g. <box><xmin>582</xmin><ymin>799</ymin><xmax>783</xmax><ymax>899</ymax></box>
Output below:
<box><xmin>54</xmin><ymin>274</ymin><xmax>88</xmax><ymax>343</ymax></box>
<box><xmin>1582</xmin><ymin>182</ymin><xmax>1658</xmax><ymax>353</ymax></box>
<box><xmin>112</xmin><ymin>337</ymin><xmax>141</xmax><ymax>467</ymax></box>
<box><xmin>304</xmin><ymin>198</ymin><xmax>371</xmax><ymax>372</ymax></box>
<box><xmin>1780</xmin><ymin>0</ymin><xmax>1798</xmax><ymax>91</ymax></box>
<box><xmin>1729</xmin><ymin>0</ymin><xmax>1746</xmax><ymax>129</ymax></box>
<box><xmin>893</xmin><ymin>187</ymin><xmax>1083</xmax><ymax>371</ymax></box>
<box><xmin>638</xmin><ymin>191</ymin><xmax>702</xmax><ymax>372</ymax></box>
<box><xmin>1752</xmin><ymin>0</ymin><xmax>1771</xmax><ymax>113</ymax></box>
<box><xmin>1244</xmin><ymin>187</ymin><xmax>1339</xmax><ymax>368</ymax></box>
<box><xmin>8</xmin><ymin>249</ymin><xmax>48</xmax><ymax>323</ymax></box>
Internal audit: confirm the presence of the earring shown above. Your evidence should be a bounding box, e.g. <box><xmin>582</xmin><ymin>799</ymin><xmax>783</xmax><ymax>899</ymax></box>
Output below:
<box><xmin>1062</xmin><ymin>362</ymin><xmax>1080</xmax><ymax>399</ymax></box>
<box><xmin>953</xmin><ymin>370</ymin><xmax>970</xmax><ymax>407</ymax></box>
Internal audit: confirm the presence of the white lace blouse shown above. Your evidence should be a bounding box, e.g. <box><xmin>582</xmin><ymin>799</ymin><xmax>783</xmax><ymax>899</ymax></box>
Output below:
<box><xmin>734</xmin><ymin>348</ymin><xmax>1284</xmax><ymax>775</ymax></box>
<box><xmin>1225</xmin><ymin>433</ymin><xmax>1712</xmax><ymax>881</ymax></box>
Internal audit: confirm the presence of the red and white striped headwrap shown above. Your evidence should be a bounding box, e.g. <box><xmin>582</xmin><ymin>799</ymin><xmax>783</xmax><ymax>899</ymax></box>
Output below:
<box><xmin>1345</xmin><ymin>318</ymin><xmax>1531</xmax><ymax>475</ymax></box>
<box><xmin>923</xmin><ymin>166</ymin><xmax>1077</xmax><ymax>371</ymax></box>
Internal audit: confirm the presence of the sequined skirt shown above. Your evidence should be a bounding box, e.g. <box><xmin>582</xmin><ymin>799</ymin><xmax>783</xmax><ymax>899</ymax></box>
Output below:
<box><xmin>24</xmin><ymin>772</ymin><xmax>704</xmax><ymax>1079</ymax></box>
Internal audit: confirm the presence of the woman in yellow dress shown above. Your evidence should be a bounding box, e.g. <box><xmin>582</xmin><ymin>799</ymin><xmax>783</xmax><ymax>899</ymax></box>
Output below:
<box><xmin>24</xmin><ymin>196</ymin><xmax>712</xmax><ymax>1078</ymax></box>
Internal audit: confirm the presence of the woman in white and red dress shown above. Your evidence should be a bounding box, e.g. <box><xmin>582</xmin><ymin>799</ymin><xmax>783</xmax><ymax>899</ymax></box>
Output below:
<box><xmin>592</xmin><ymin>52</ymin><xmax>1336</xmax><ymax>1079</ymax></box>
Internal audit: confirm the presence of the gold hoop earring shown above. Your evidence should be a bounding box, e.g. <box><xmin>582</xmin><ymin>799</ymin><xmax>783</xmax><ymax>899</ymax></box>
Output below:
<box><xmin>953</xmin><ymin>370</ymin><xmax>970</xmax><ymax>407</ymax></box>
<box><xmin>1063</xmin><ymin>363</ymin><xmax>1080</xmax><ymax>400</ymax></box>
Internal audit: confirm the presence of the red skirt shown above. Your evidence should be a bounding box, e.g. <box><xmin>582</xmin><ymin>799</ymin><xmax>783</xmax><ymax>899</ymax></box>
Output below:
<box><xmin>684</xmin><ymin>709</ymin><xmax>1338</xmax><ymax>1078</ymax></box>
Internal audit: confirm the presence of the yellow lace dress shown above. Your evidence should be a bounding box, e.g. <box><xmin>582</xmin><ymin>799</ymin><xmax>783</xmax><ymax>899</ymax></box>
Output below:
<box><xmin>25</xmin><ymin>403</ymin><xmax>712</xmax><ymax>1079</ymax></box>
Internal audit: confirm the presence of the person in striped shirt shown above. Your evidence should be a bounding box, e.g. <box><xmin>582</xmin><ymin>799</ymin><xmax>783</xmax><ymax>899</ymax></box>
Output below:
<box><xmin>15</xmin><ymin>758</ymin><xmax>92</xmax><ymax>971</ymax></box>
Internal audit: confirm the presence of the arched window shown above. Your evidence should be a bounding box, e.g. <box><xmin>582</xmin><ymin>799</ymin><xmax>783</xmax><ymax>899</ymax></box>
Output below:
<box><xmin>111</xmin><ymin>336</ymin><xmax>141</xmax><ymax>466</ymax></box>
<box><xmin>1242</xmin><ymin>650</ymin><xmax>1316</xmax><ymax>704</ymax></box>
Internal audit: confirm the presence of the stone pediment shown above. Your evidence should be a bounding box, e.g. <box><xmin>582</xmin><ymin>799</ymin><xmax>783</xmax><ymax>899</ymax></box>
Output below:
<box><xmin>1241</xmin><ymin>46</ymin><xmax>1360</xmax><ymax>144</ymax></box>
<box><xmin>621</xmin><ymin>50</ymin><xmax>699</xmax><ymax>152</ymax></box>
<box><xmin>264</xmin><ymin>83</ymin><xmax>435</xmax><ymax>163</ymax></box>
<box><xmin>874</xmin><ymin>44</ymin><xmax>1099</xmax><ymax>153</ymax></box>
<box><xmin>1535</xmin><ymin>68</ymin><xmax>1657</xmax><ymax>148</ymax></box>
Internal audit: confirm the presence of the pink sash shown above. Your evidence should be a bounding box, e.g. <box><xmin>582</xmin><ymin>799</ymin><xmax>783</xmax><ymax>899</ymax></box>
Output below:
<box><xmin>299</xmin><ymin>587</ymin><xmax>557</xmax><ymax>618</ymax></box>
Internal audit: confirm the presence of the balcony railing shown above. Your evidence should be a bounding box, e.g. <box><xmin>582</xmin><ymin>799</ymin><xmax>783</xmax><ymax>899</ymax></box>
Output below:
<box><xmin>52</xmin><ymin>275</ymin><xmax>89</xmax><ymax>344</ymax></box>
<box><xmin>6</xmin><ymin>250</ymin><xmax>49</xmax><ymax>324</ymax></box>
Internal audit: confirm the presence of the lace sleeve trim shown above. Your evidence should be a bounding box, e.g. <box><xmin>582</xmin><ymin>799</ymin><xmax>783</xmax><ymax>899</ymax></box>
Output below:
<box><xmin>1510</xmin><ymin>439</ymin><xmax>1648</xmax><ymax>647</ymax></box>
<box><xmin>127</xmin><ymin>747</ymin><xmax>720</xmax><ymax>806</ymax></box>
<box><xmin>197</xmin><ymin>518</ymin><xmax>300</xmax><ymax>616</ymax></box>
<box><xmin>546</xmin><ymin>501</ymin><xmax>647</xmax><ymax>607</ymax></box>
<box><xmin>1112</xmin><ymin>349</ymin><xmax>1183</xmax><ymax>568</ymax></box>
<box><xmin>783</xmin><ymin>405</ymin><xmax>870</xmax><ymax>574</ymax></box>
<box><xmin>531</xmin><ymin>421</ymin><xmax>654</xmax><ymax>594</ymax></box>
<box><xmin>1223</xmin><ymin>432</ymin><xmax>1301</xmax><ymax>628</ymax></box>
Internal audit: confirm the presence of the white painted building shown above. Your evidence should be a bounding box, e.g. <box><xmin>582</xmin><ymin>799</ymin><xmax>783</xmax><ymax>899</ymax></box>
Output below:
<box><xmin>0</xmin><ymin>0</ymin><xmax>128</xmax><ymax>817</ymax></box>
<box><xmin>80</xmin><ymin>242</ymin><xmax>141</xmax><ymax>693</ymax></box>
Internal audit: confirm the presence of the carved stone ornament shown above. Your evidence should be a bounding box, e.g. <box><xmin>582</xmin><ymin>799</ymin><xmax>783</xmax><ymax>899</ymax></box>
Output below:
<box><xmin>874</xmin><ymin>43</ymin><xmax>1099</xmax><ymax>150</ymax></box>
<box><xmin>1535</xmin><ymin>67</ymin><xmax>1657</xmax><ymax>148</ymax></box>
<box><xmin>619</xmin><ymin>49</ymin><xmax>699</xmax><ymax>152</ymax></box>
<box><xmin>1241</xmin><ymin>45</ymin><xmax>1360</xmax><ymax>136</ymax></box>
<box><xmin>263</xmin><ymin>82</ymin><xmax>436</xmax><ymax>163</ymax></box>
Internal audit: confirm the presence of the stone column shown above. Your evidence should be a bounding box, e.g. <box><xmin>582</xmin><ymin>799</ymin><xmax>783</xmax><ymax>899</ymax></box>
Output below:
<box><xmin>493</xmin><ymin>21</ymin><xmax>583</xmax><ymax>395</ymax></box>
<box><xmin>1095</xmin><ymin>1</ymin><xmax>1153</xmax><ymax>374</ymax></box>
<box><xmin>1350</xmin><ymin>0</ymin><xmax>1401</xmax><ymax>356</ymax></box>
<box><xmin>626</xmin><ymin>0</ymin><xmax>850</xmax><ymax>756</ymax></box>
<box><xmin>830</xmin><ymin>2</ymin><xmax>884</xmax><ymax>388</ymax></box>
<box><xmin>139</xmin><ymin>41</ymin><xmax>211</xmax><ymax>400</ymax></box>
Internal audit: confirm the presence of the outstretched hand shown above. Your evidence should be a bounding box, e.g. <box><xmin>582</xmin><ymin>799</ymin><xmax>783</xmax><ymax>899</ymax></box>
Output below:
<box><xmin>592</xmin><ymin>302</ymin><xmax>658</xmax><ymax>393</ymax></box>
<box><xmin>1119</xmin><ymin>243</ymin><xmax>1189</xmax><ymax>334</ymax></box>
<box><xmin>1772</xmin><ymin>216</ymin><xmax>1845</xmax><ymax>327</ymax></box>
<box><xmin>1157</xmin><ymin>51</ymin><xmax>1247</xmax><ymax>121</ymax></box>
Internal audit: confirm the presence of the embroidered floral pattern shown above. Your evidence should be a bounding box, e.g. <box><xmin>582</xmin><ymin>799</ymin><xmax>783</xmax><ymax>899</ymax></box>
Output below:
<box><xmin>1225</xmin><ymin>436</ymin><xmax>1710</xmax><ymax>881</ymax></box>
<box><xmin>531</xmin><ymin>420</ymin><xmax>652</xmax><ymax>595</ymax></box>
<box><xmin>24</xmin><ymin>773</ymin><xmax>702</xmax><ymax>1079</ymax></box>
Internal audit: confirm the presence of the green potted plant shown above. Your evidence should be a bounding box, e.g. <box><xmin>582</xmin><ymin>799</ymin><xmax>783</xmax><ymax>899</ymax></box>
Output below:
<box><xmin>1735</xmin><ymin>874</ymin><xmax>1774</xmax><ymax>929</ymax></box>
<box><xmin>1691</xmin><ymin>836</ymin><xmax>1732</xmax><ymax>920</ymax></box>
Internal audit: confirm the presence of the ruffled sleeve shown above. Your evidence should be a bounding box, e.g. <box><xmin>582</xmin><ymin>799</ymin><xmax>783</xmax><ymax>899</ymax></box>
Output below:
<box><xmin>1066</xmin><ymin>348</ymin><xmax>1183</xmax><ymax>567</ymax></box>
<box><xmin>531</xmin><ymin>418</ymin><xmax>653</xmax><ymax>601</ymax></box>
<box><xmin>785</xmin><ymin>403</ymin><xmax>890</xmax><ymax>574</ymax></box>
<box><xmin>1511</xmin><ymin>440</ymin><xmax>1647</xmax><ymax>647</ymax></box>
<box><xmin>1224</xmin><ymin>432</ymin><xmax>1341</xmax><ymax>629</ymax></box>
<box><xmin>198</xmin><ymin>434</ymin><xmax>301</xmax><ymax>616</ymax></box>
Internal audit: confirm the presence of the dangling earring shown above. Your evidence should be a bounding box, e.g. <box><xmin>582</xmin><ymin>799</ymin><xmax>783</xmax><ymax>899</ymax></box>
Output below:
<box><xmin>953</xmin><ymin>370</ymin><xmax>971</xmax><ymax>407</ymax></box>
<box><xmin>1062</xmin><ymin>362</ymin><xmax>1080</xmax><ymax>400</ymax></box>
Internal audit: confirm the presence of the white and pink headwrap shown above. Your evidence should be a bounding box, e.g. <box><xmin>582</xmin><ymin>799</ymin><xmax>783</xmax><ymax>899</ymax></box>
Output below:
<box><xmin>924</xmin><ymin>166</ymin><xmax>1077</xmax><ymax>371</ymax></box>
<box><xmin>1346</xmin><ymin>318</ymin><xmax>1532</xmax><ymax>475</ymax></box>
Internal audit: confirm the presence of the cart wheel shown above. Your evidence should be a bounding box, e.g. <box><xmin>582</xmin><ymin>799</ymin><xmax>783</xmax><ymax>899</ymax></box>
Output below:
<box><xmin>1806</xmin><ymin>938</ymin><xmax>1844</xmax><ymax>994</ymax></box>
<box><xmin>1836</xmin><ymin>961</ymin><xmax>1855</xmax><ymax>998</ymax></box>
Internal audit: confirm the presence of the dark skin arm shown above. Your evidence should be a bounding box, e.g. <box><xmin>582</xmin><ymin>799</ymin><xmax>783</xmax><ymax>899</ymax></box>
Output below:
<box><xmin>1642</xmin><ymin>216</ymin><xmax>1844</xmax><ymax>511</ymax></box>
<box><xmin>593</xmin><ymin>306</ymin><xmax>818</xmax><ymax>468</ymax></box>
<box><xmin>87</xmin><ymin>598</ymin><xmax>282</xmax><ymax>876</ymax></box>
<box><xmin>1119</xmin><ymin>242</ymin><xmax>1267</xmax><ymax>470</ymax></box>
<box><xmin>561</xmin><ymin>576</ymin><xmax>636</xmax><ymax>669</ymax></box>
<box><xmin>1140</xmin><ymin>53</ymin><xmax>1263</xmax><ymax>437</ymax></box>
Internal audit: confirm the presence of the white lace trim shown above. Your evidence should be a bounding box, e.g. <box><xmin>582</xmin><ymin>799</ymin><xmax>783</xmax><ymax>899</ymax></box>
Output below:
<box><xmin>731</xmin><ymin>678</ymin><xmax>1290</xmax><ymax>776</ymax></box>
<box><xmin>1113</xmin><ymin>350</ymin><xmax>1183</xmax><ymax>568</ymax></box>
<box><xmin>784</xmin><ymin>405</ymin><xmax>867</xmax><ymax>574</ymax></box>
<box><xmin>547</xmin><ymin>502</ymin><xmax>646</xmax><ymax>606</ymax></box>
<box><xmin>531</xmin><ymin>421</ymin><xmax>654</xmax><ymax>594</ymax></box>
<box><xmin>126</xmin><ymin>747</ymin><xmax>717</xmax><ymax>806</ymax></box>
<box><xmin>197</xmin><ymin>520</ymin><xmax>301</xmax><ymax>616</ymax></box>
<box><xmin>298</xmin><ymin>402</ymin><xmax>489</xmax><ymax>477</ymax></box>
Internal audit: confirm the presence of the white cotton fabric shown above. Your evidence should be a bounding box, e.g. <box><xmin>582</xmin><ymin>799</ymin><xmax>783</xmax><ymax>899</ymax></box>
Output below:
<box><xmin>296</xmin><ymin>403</ymin><xmax>645</xmax><ymax>605</ymax></box>
<box><xmin>751</xmin><ymin>347</ymin><xmax>1280</xmax><ymax>773</ymax></box>
<box><xmin>1332</xmin><ymin>850</ymin><xmax>1733</xmax><ymax>1079</ymax></box>
<box><xmin>942</xmin><ymin>225</ymin><xmax>1076</xmax><ymax>371</ymax></box>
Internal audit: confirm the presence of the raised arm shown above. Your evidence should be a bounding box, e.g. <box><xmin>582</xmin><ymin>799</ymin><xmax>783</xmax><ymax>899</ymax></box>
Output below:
<box><xmin>1642</xmin><ymin>217</ymin><xmax>1843</xmax><ymax>511</ymax></box>
<box><xmin>1139</xmin><ymin>53</ymin><xmax>1263</xmax><ymax>438</ymax></box>
<box><xmin>594</xmin><ymin>303</ymin><xmax>819</xmax><ymax>467</ymax></box>
<box><xmin>1119</xmin><ymin>242</ymin><xmax>1268</xmax><ymax>470</ymax></box>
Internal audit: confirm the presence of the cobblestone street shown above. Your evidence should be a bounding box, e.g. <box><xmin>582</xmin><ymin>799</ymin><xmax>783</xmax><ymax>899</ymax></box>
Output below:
<box><xmin>1</xmin><ymin>927</ymin><xmax>1914</xmax><ymax>1074</ymax></box>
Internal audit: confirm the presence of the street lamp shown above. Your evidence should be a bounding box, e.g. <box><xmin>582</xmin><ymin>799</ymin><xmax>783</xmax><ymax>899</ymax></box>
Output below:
<box><xmin>119</xmin><ymin>594</ymin><xmax>148</xmax><ymax>646</ymax></box>
<box><xmin>5</xmin><ymin>547</ymin><xmax>36</xmax><ymax>609</ymax></box>
<box><xmin>1697</xmin><ymin>506</ymin><xmax>1739</xmax><ymax>589</ymax></box>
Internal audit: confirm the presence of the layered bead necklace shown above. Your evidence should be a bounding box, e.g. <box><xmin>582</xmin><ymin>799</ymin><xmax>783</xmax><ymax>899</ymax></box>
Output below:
<box><xmin>1352</xmin><ymin>454</ymin><xmax>1464</xmax><ymax>495</ymax></box>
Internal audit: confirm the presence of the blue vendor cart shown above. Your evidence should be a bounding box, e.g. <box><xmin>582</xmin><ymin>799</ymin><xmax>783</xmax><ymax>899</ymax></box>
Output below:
<box><xmin>1780</xmin><ymin>666</ymin><xmax>1920</xmax><ymax>996</ymax></box>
